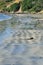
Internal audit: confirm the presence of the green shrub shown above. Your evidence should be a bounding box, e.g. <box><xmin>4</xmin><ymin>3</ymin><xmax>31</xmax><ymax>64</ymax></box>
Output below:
<box><xmin>5</xmin><ymin>0</ymin><xmax>12</xmax><ymax>2</ymax></box>
<box><xmin>32</xmin><ymin>4</ymin><xmax>42</xmax><ymax>12</ymax></box>
<box><xmin>21</xmin><ymin>0</ymin><xmax>34</xmax><ymax>11</ymax></box>
<box><xmin>3</xmin><ymin>7</ymin><xmax>10</xmax><ymax>12</ymax></box>
<box><xmin>21</xmin><ymin>0</ymin><xmax>43</xmax><ymax>12</ymax></box>
<box><xmin>0</xmin><ymin>2</ymin><xmax>5</xmax><ymax>5</ymax></box>
<box><xmin>0</xmin><ymin>0</ymin><xmax>43</xmax><ymax>13</ymax></box>
<box><xmin>10</xmin><ymin>3</ymin><xmax>20</xmax><ymax>12</ymax></box>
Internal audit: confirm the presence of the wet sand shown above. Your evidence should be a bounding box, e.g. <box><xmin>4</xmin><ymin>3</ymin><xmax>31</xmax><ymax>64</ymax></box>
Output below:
<box><xmin>0</xmin><ymin>14</ymin><xmax>43</xmax><ymax>65</ymax></box>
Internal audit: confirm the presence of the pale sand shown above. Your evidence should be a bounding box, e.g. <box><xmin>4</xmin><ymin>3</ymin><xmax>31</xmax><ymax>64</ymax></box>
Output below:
<box><xmin>0</xmin><ymin>14</ymin><xmax>43</xmax><ymax>65</ymax></box>
<box><xmin>0</xmin><ymin>30</ymin><xmax>43</xmax><ymax>65</ymax></box>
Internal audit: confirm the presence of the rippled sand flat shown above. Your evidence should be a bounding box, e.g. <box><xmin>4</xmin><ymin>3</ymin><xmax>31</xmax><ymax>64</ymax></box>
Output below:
<box><xmin>0</xmin><ymin>14</ymin><xmax>43</xmax><ymax>65</ymax></box>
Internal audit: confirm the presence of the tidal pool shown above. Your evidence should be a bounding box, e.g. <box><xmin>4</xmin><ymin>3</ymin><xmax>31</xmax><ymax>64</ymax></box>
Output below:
<box><xmin>0</xmin><ymin>14</ymin><xmax>43</xmax><ymax>65</ymax></box>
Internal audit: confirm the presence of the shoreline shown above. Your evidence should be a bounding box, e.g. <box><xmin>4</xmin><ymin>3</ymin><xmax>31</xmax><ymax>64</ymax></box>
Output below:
<box><xmin>0</xmin><ymin>10</ymin><xmax>43</xmax><ymax>14</ymax></box>
<box><xmin>0</xmin><ymin>12</ymin><xmax>43</xmax><ymax>19</ymax></box>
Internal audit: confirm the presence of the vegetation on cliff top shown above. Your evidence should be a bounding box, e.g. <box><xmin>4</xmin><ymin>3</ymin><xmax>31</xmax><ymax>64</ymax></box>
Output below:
<box><xmin>0</xmin><ymin>0</ymin><xmax>43</xmax><ymax>13</ymax></box>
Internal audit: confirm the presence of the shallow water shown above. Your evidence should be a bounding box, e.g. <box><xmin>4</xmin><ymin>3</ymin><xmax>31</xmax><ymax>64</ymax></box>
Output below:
<box><xmin>0</xmin><ymin>14</ymin><xmax>43</xmax><ymax>65</ymax></box>
<box><xmin>0</xmin><ymin>13</ymin><xmax>12</xmax><ymax>21</ymax></box>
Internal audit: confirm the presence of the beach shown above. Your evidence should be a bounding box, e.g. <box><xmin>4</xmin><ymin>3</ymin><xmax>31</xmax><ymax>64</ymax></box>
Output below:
<box><xmin>0</xmin><ymin>14</ymin><xmax>43</xmax><ymax>65</ymax></box>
